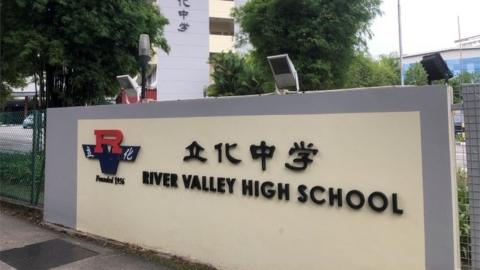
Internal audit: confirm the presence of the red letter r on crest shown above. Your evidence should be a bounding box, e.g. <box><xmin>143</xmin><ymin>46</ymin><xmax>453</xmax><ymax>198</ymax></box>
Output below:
<box><xmin>94</xmin><ymin>130</ymin><xmax>123</xmax><ymax>154</ymax></box>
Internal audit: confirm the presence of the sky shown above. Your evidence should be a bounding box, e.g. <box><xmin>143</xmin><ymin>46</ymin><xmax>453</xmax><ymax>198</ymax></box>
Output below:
<box><xmin>367</xmin><ymin>0</ymin><xmax>480</xmax><ymax>57</ymax></box>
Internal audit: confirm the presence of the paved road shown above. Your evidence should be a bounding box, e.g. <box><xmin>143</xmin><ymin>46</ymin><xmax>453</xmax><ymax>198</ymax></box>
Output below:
<box><xmin>0</xmin><ymin>212</ymin><xmax>173</xmax><ymax>270</ymax></box>
<box><xmin>0</xmin><ymin>126</ymin><xmax>33</xmax><ymax>153</ymax></box>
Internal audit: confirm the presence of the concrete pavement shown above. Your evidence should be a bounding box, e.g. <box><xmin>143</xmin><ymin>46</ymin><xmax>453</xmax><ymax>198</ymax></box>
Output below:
<box><xmin>456</xmin><ymin>142</ymin><xmax>467</xmax><ymax>169</ymax></box>
<box><xmin>0</xmin><ymin>212</ymin><xmax>173</xmax><ymax>270</ymax></box>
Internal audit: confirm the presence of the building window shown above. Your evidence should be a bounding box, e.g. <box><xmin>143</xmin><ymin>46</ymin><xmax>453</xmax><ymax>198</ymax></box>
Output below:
<box><xmin>210</xmin><ymin>17</ymin><xmax>234</xmax><ymax>36</ymax></box>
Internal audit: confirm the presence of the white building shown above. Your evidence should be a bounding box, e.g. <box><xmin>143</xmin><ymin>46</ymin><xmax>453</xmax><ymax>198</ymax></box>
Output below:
<box><xmin>403</xmin><ymin>47</ymin><xmax>480</xmax><ymax>75</ymax></box>
<box><xmin>155</xmin><ymin>0</ymin><xmax>247</xmax><ymax>101</ymax></box>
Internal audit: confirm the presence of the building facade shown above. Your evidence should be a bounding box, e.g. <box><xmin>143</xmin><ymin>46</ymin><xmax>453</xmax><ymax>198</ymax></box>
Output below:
<box><xmin>155</xmin><ymin>0</ymin><xmax>246</xmax><ymax>101</ymax></box>
<box><xmin>403</xmin><ymin>47</ymin><xmax>480</xmax><ymax>75</ymax></box>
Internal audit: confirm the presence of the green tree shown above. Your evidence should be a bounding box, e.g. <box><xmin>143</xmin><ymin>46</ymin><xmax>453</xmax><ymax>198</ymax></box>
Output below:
<box><xmin>0</xmin><ymin>0</ymin><xmax>32</xmax><ymax>110</ymax></box>
<box><xmin>207</xmin><ymin>52</ymin><xmax>245</xmax><ymax>97</ymax></box>
<box><xmin>238</xmin><ymin>62</ymin><xmax>274</xmax><ymax>95</ymax></box>
<box><xmin>450</xmin><ymin>72</ymin><xmax>480</xmax><ymax>103</ymax></box>
<box><xmin>404</xmin><ymin>63</ymin><xmax>428</xmax><ymax>86</ymax></box>
<box><xmin>344</xmin><ymin>52</ymin><xmax>400</xmax><ymax>88</ymax></box>
<box><xmin>1</xmin><ymin>0</ymin><xmax>169</xmax><ymax>107</ymax></box>
<box><xmin>378</xmin><ymin>53</ymin><xmax>401</xmax><ymax>83</ymax></box>
<box><xmin>233</xmin><ymin>0</ymin><xmax>381</xmax><ymax>91</ymax></box>
<box><xmin>0</xmin><ymin>84</ymin><xmax>12</xmax><ymax>110</ymax></box>
<box><xmin>207</xmin><ymin>52</ymin><xmax>272</xmax><ymax>97</ymax></box>
<box><xmin>403</xmin><ymin>63</ymin><xmax>480</xmax><ymax>103</ymax></box>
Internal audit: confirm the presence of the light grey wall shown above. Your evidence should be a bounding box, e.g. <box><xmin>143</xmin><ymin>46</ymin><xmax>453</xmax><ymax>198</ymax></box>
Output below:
<box><xmin>44</xmin><ymin>86</ymin><xmax>456</xmax><ymax>270</ymax></box>
<box><xmin>156</xmin><ymin>0</ymin><xmax>210</xmax><ymax>101</ymax></box>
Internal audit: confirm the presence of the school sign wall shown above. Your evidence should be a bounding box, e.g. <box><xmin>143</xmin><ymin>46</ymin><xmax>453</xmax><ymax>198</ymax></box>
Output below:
<box><xmin>44</xmin><ymin>86</ymin><xmax>459</xmax><ymax>270</ymax></box>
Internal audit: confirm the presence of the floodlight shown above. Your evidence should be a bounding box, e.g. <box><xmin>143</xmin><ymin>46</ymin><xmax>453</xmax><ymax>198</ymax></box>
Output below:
<box><xmin>139</xmin><ymin>34</ymin><xmax>151</xmax><ymax>100</ymax></box>
<box><xmin>267</xmin><ymin>54</ymin><xmax>299</xmax><ymax>92</ymax></box>
<box><xmin>420</xmin><ymin>53</ymin><xmax>453</xmax><ymax>85</ymax></box>
<box><xmin>139</xmin><ymin>34</ymin><xmax>151</xmax><ymax>57</ymax></box>
<box><xmin>116</xmin><ymin>75</ymin><xmax>140</xmax><ymax>98</ymax></box>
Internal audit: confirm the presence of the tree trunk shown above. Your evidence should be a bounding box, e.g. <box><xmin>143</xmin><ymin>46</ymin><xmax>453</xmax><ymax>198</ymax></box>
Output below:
<box><xmin>46</xmin><ymin>65</ymin><xmax>54</xmax><ymax>107</ymax></box>
<box><xmin>39</xmin><ymin>70</ymin><xmax>45</xmax><ymax>109</ymax></box>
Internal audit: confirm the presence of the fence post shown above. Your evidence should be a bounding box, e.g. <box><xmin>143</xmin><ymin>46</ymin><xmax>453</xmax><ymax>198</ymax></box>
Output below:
<box><xmin>34</xmin><ymin>111</ymin><xmax>44</xmax><ymax>205</ymax></box>
<box><xmin>463</xmin><ymin>84</ymin><xmax>480</xmax><ymax>268</ymax></box>
<box><xmin>30</xmin><ymin>111</ymin><xmax>39</xmax><ymax>205</ymax></box>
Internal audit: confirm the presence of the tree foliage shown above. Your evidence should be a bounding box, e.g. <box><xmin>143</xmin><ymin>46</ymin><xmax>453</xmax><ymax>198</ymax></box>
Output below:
<box><xmin>1</xmin><ymin>0</ymin><xmax>32</xmax><ymax>109</ymax></box>
<box><xmin>450</xmin><ymin>72</ymin><xmax>480</xmax><ymax>103</ymax></box>
<box><xmin>0</xmin><ymin>84</ymin><xmax>12</xmax><ymax>110</ymax></box>
<box><xmin>344</xmin><ymin>53</ymin><xmax>400</xmax><ymax>88</ymax></box>
<box><xmin>233</xmin><ymin>0</ymin><xmax>381</xmax><ymax>90</ymax></box>
<box><xmin>1</xmin><ymin>0</ymin><xmax>169</xmax><ymax>107</ymax></box>
<box><xmin>207</xmin><ymin>52</ymin><xmax>273</xmax><ymax>97</ymax></box>
<box><xmin>404</xmin><ymin>63</ymin><xmax>428</xmax><ymax>86</ymax></box>
<box><xmin>404</xmin><ymin>63</ymin><xmax>480</xmax><ymax>103</ymax></box>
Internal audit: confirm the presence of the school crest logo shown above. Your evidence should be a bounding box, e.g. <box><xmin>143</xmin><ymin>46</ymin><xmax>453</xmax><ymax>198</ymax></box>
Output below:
<box><xmin>82</xmin><ymin>130</ymin><xmax>140</xmax><ymax>175</ymax></box>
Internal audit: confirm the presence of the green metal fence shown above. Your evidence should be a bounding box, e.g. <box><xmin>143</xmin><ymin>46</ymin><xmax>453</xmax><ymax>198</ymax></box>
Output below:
<box><xmin>0</xmin><ymin>110</ymin><xmax>45</xmax><ymax>206</ymax></box>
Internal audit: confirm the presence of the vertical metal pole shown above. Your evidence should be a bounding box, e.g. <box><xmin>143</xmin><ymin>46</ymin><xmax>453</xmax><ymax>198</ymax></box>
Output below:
<box><xmin>458</xmin><ymin>16</ymin><xmax>464</xmax><ymax>79</ymax></box>
<box><xmin>139</xmin><ymin>34</ymin><xmax>150</xmax><ymax>102</ymax></box>
<box><xmin>398</xmin><ymin>0</ymin><xmax>404</xmax><ymax>86</ymax></box>
<box><xmin>34</xmin><ymin>111</ymin><xmax>44</xmax><ymax>205</ymax></box>
<box><xmin>141</xmin><ymin>65</ymin><xmax>146</xmax><ymax>100</ymax></box>
<box><xmin>30</xmin><ymin>111</ymin><xmax>38</xmax><ymax>204</ymax></box>
<box><xmin>0</xmin><ymin>115</ymin><xmax>2</xmax><ymax>194</ymax></box>
<box><xmin>463</xmin><ymin>84</ymin><xmax>480</xmax><ymax>268</ymax></box>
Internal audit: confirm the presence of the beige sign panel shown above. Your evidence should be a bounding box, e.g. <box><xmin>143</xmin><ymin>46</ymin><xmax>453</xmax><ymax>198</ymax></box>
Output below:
<box><xmin>77</xmin><ymin>112</ymin><xmax>426</xmax><ymax>270</ymax></box>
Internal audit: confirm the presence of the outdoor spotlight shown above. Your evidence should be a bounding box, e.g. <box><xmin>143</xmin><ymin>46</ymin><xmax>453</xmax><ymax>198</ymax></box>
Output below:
<box><xmin>420</xmin><ymin>53</ymin><xmax>453</xmax><ymax>85</ymax></box>
<box><xmin>116</xmin><ymin>75</ymin><xmax>141</xmax><ymax>99</ymax></box>
<box><xmin>139</xmin><ymin>34</ymin><xmax>151</xmax><ymax>58</ymax></box>
<box><xmin>267</xmin><ymin>54</ymin><xmax>299</xmax><ymax>92</ymax></box>
<box><xmin>139</xmin><ymin>34</ymin><xmax>151</xmax><ymax>100</ymax></box>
